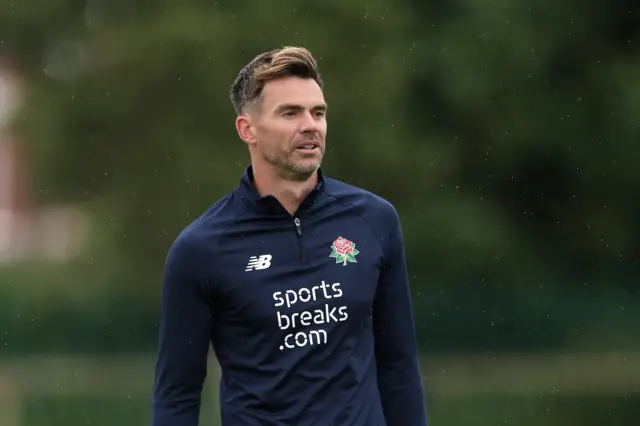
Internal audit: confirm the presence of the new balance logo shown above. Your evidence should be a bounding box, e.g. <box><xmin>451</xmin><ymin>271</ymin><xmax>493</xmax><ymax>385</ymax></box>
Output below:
<box><xmin>245</xmin><ymin>254</ymin><xmax>272</xmax><ymax>271</ymax></box>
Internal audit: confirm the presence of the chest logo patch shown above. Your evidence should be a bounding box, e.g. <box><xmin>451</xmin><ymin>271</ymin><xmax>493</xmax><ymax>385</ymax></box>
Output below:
<box><xmin>330</xmin><ymin>236</ymin><xmax>359</xmax><ymax>266</ymax></box>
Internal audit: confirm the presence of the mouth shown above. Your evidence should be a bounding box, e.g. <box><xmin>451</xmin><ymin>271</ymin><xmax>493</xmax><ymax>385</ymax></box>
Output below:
<box><xmin>294</xmin><ymin>142</ymin><xmax>320</xmax><ymax>152</ymax></box>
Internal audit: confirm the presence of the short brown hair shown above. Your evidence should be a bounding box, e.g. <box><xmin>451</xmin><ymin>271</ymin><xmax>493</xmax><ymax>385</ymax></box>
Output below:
<box><xmin>230</xmin><ymin>46</ymin><xmax>324</xmax><ymax>115</ymax></box>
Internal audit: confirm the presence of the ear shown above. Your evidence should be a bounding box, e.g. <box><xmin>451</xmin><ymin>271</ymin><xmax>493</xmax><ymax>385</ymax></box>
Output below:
<box><xmin>235</xmin><ymin>115</ymin><xmax>256</xmax><ymax>145</ymax></box>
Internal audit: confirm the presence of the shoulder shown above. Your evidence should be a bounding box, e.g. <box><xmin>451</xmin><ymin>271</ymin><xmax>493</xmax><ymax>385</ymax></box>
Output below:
<box><xmin>165</xmin><ymin>191</ymin><xmax>247</xmax><ymax>274</ymax></box>
<box><xmin>324</xmin><ymin>177</ymin><xmax>400</xmax><ymax>229</ymax></box>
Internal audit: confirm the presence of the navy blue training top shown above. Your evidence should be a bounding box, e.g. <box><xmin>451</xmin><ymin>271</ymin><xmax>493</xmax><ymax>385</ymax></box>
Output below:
<box><xmin>151</xmin><ymin>165</ymin><xmax>428</xmax><ymax>426</ymax></box>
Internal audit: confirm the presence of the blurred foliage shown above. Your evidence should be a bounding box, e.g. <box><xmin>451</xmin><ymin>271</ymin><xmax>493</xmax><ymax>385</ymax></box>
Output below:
<box><xmin>0</xmin><ymin>0</ymin><xmax>639</xmax><ymax>353</ymax></box>
<box><xmin>1</xmin><ymin>1</ymin><xmax>639</xmax><ymax>425</ymax></box>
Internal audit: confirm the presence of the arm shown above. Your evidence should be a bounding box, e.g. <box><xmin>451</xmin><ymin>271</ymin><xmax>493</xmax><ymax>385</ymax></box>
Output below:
<box><xmin>151</xmin><ymin>234</ymin><xmax>214</xmax><ymax>426</ymax></box>
<box><xmin>373</xmin><ymin>207</ymin><xmax>428</xmax><ymax>426</ymax></box>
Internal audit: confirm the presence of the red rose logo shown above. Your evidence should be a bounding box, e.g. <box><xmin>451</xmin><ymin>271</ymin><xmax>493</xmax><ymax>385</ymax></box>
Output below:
<box><xmin>332</xmin><ymin>237</ymin><xmax>354</xmax><ymax>256</ymax></box>
<box><xmin>330</xmin><ymin>236</ymin><xmax>360</xmax><ymax>265</ymax></box>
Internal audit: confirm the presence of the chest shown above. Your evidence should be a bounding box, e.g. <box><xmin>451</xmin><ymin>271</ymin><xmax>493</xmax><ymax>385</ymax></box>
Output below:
<box><xmin>213</xmin><ymin>214</ymin><xmax>384</xmax><ymax>327</ymax></box>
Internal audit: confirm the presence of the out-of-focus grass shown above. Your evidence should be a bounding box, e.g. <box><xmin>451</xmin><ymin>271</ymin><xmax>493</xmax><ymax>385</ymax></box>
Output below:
<box><xmin>426</xmin><ymin>393</ymin><xmax>640</xmax><ymax>426</ymax></box>
<box><xmin>3</xmin><ymin>353</ymin><xmax>639</xmax><ymax>426</ymax></box>
<box><xmin>20</xmin><ymin>392</ymin><xmax>640</xmax><ymax>426</ymax></box>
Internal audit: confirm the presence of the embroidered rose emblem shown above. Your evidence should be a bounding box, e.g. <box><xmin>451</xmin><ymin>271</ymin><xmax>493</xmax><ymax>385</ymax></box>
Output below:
<box><xmin>330</xmin><ymin>237</ymin><xmax>359</xmax><ymax>265</ymax></box>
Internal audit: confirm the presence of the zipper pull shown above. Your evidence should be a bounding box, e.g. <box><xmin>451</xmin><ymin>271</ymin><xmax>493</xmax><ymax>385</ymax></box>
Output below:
<box><xmin>294</xmin><ymin>217</ymin><xmax>302</xmax><ymax>236</ymax></box>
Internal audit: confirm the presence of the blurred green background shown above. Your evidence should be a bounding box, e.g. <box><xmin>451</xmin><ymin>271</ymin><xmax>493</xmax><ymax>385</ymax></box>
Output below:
<box><xmin>0</xmin><ymin>0</ymin><xmax>639</xmax><ymax>424</ymax></box>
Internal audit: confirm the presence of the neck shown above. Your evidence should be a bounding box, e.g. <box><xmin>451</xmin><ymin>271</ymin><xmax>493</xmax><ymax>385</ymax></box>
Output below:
<box><xmin>251</xmin><ymin>162</ymin><xmax>318</xmax><ymax>215</ymax></box>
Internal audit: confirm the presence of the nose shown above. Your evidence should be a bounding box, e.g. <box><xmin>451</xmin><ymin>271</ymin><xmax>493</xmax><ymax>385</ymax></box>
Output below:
<box><xmin>300</xmin><ymin>111</ymin><xmax>321</xmax><ymax>134</ymax></box>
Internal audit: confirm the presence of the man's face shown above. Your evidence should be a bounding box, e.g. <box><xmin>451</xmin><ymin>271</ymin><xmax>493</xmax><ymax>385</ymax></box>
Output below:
<box><xmin>248</xmin><ymin>76</ymin><xmax>327</xmax><ymax>180</ymax></box>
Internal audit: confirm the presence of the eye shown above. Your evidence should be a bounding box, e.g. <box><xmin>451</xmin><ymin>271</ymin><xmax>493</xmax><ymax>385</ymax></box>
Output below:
<box><xmin>282</xmin><ymin>110</ymin><xmax>296</xmax><ymax>117</ymax></box>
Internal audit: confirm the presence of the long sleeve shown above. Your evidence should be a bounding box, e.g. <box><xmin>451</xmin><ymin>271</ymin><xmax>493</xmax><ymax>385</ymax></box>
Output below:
<box><xmin>151</xmin><ymin>235</ymin><xmax>214</xmax><ymax>426</ymax></box>
<box><xmin>373</xmin><ymin>208</ymin><xmax>428</xmax><ymax>426</ymax></box>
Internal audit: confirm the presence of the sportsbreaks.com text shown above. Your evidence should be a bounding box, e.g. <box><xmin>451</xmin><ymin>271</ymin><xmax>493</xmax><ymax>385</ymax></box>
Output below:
<box><xmin>272</xmin><ymin>281</ymin><xmax>348</xmax><ymax>350</ymax></box>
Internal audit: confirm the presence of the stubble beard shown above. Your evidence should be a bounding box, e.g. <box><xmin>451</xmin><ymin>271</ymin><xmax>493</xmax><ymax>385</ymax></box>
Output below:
<box><xmin>263</xmin><ymin>148</ymin><xmax>322</xmax><ymax>182</ymax></box>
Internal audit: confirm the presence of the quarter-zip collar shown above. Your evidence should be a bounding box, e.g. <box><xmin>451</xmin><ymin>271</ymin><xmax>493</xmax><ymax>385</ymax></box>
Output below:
<box><xmin>236</xmin><ymin>165</ymin><xmax>326</xmax><ymax>215</ymax></box>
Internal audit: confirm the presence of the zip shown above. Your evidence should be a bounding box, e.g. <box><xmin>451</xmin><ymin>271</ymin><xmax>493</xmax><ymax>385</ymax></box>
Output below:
<box><xmin>294</xmin><ymin>217</ymin><xmax>305</xmax><ymax>262</ymax></box>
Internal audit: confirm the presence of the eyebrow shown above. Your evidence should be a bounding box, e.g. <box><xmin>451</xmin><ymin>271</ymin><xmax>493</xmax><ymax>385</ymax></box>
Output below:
<box><xmin>274</xmin><ymin>103</ymin><xmax>328</xmax><ymax>113</ymax></box>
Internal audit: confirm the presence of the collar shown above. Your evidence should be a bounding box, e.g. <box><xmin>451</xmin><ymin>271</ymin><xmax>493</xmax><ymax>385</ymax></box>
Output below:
<box><xmin>236</xmin><ymin>164</ymin><xmax>326</xmax><ymax>214</ymax></box>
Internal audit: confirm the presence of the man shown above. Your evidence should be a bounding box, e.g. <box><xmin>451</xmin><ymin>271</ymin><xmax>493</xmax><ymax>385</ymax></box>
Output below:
<box><xmin>151</xmin><ymin>46</ymin><xmax>428</xmax><ymax>426</ymax></box>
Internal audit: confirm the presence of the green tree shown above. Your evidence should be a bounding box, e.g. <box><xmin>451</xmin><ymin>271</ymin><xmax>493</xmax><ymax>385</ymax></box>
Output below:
<box><xmin>1</xmin><ymin>0</ymin><xmax>638</xmax><ymax>353</ymax></box>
